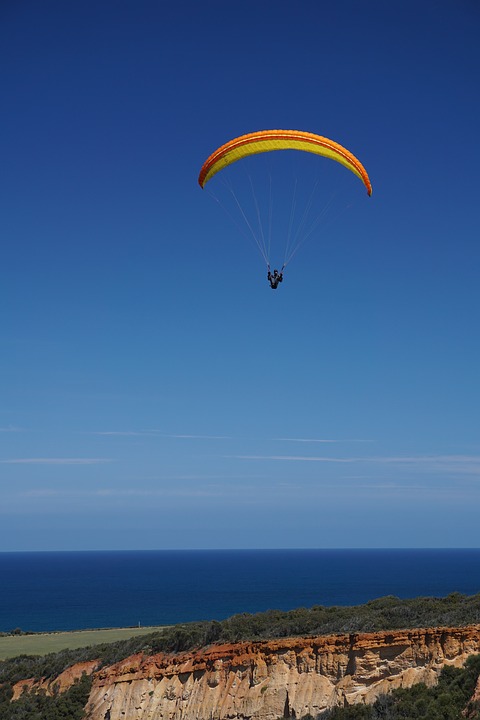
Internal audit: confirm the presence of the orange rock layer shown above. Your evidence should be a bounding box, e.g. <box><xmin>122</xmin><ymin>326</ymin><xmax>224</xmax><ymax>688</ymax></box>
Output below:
<box><xmin>12</xmin><ymin>660</ymin><xmax>99</xmax><ymax>701</ymax></box>
<box><xmin>13</xmin><ymin>625</ymin><xmax>480</xmax><ymax>720</ymax></box>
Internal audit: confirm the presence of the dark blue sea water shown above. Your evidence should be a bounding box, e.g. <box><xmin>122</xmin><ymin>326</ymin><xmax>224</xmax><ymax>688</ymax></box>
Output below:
<box><xmin>1</xmin><ymin>549</ymin><xmax>480</xmax><ymax>633</ymax></box>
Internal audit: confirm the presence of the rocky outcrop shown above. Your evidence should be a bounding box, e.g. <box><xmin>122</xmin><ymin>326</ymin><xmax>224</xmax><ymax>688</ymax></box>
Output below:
<box><xmin>84</xmin><ymin>626</ymin><xmax>480</xmax><ymax>719</ymax></box>
<box><xmin>12</xmin><ymin>660</ymin><xmax>99</xmax><ymax>701</ymax></box>
<box><xmin>12</xmin><ymin>626</ymin><xmax>480</xmax><ymax>719</ymax></box>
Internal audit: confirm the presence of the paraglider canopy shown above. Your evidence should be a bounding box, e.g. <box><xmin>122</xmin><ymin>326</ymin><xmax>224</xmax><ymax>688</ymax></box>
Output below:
<box><xmin>198</xmin><ymin>129</ymin><xmax>372</xmax><ymax>196</ymax></box>
<box><xmin>198</xmin><ymin>129</ymin><xmax>372</xmax><ymax>279</ymax></box>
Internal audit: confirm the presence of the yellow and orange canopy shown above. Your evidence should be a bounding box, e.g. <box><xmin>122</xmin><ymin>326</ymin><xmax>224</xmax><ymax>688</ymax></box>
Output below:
<box><xmin>198</xmin><ymin>129</ymin><xmax>372</xmax><ymax>196</ymax></box>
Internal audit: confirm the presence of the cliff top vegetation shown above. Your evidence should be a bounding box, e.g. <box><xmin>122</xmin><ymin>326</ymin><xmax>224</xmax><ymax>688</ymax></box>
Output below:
<box><xmin>2</xmin><ymin>591</ymin><xmax>480</xmax><ymax>685</ymax></box>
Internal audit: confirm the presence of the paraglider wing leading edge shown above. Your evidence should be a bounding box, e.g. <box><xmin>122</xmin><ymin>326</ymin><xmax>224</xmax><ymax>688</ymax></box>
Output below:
<box><xmin>198</xmin><ymin>129</ymin><xmax>372</xmax><ymax>196</ymax></box>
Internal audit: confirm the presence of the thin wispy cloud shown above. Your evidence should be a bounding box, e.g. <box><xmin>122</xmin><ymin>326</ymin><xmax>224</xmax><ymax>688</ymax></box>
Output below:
<box><xmin>277</xmin><ymin>438</ymin><xmax>373</xmax><ymax>444</ymax></box>
<box><xmin>92</xmin><ymin>431</ymin><xmax>151</xmax><ymax>437</ymax></box>
<box><xmin>371</xmin><ymin>455</ymin><xmax>480</xmax><ymax>464</ymax></box>
<box><xmin>230</xmin><ymin>454</ymin><xmax>480</xmax><ymax>474</ymax></box>
<box><xmin>1</xmin><ymin>458</ymin><xmax>113</xmax><ymax>465</ymax></box>
<box><xmin>14</xmin><ymin>481</ymin><xmax>472</xmax><ymax>506</ymax></box>
<box><xmin>232</xmin><ymin>455</ymin><xmax>355</xmax><ymax>463</ymax></box>
<box><xmin>138</xmin><ymin>473</ymin><xmax>265</xmax><ymax>482</ymax></box>
<box><xmin>18</xmin><ymin>486</ymin><xmax>235</xmax><ymax>500</ymax></box>
<box><xmin>94</xmin><ymin>487</ymin><xmax>224</xmax><ymax>498</ymax></box>
<box><xmin>164</xmin><ymin>434</ymin><xmax>232</xmax><ymax>440</ymax></box>
<box><xmin>276</xmin><ymin>438</ymin><xmax>338</xmax><ymax>443</ymax></box>
<box><xmin>0</xmin><ymin>426</ymin><xmax>23</xmax><ymax>433</ymax></box>
<box><xmin>91</xmin><ymin>430</ymin><xmax>231</xmax><ymax>440</ymax></box>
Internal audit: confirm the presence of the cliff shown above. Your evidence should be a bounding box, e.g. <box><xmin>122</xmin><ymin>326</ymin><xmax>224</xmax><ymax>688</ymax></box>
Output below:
<box><xmin>13</xmin><ymin>625</ymin><xmax>480</xmax><ymax>719</ymax></box>
<box><xmin>11</xmin><ymin>660</ymin><xmax>99</xmax><ymax>701</ymax></box>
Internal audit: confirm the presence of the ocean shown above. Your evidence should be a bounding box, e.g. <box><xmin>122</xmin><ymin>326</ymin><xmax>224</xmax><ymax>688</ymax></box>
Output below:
<box><xmin>1</xmin><ymin>549</ymin><xmax>480</xmax><ymax>633</ymax></box>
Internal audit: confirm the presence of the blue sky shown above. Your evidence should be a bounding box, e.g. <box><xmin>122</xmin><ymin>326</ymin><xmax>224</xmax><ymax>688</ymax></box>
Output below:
<box><xmin>1</xmin><ymin>0</ymin><xmax>479</xmax><ymax>551</ymax></box>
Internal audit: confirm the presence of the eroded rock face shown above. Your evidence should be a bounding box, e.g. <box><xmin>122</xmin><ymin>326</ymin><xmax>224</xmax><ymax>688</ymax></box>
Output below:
<box><xmin>11</xmin><ymin>660</ymin><xmax>99</xmax><ymax>701</ymax></box>
<box><xmin>83</xmin><ymin>626</ymin><xmax>480</xmax><ymax>720</ymax></box>
<box><xmin>12</xmin><ymin>626</ymin><xmax>480</xmax><ymax>719</ymax></box>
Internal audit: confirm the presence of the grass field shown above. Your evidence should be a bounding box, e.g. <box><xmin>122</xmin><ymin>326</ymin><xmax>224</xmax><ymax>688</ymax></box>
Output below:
<box><xmin>0</xmin><ymin>626</ymin><xmax>166</xmax><ymax>660</ymax></box>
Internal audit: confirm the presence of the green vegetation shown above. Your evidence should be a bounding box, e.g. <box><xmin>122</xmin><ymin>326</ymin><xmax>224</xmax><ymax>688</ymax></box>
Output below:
<box><xmin>0</xmin><ymin>672</ymin><xmax>92</xmax><ymax>719</ymax></box>
<box><xmin>2</xmin><ymin>592</ymin><xmax>480</xmax><ymax>683</ymax></box>
<box><xmin>316</xmin><ymin>654</ymin><xmax>480</xmax><ymax>719</ymax></box>
<box><xmin>1</xmin><ymin>592</ymin><xmax>480</xmax><ymax>717</ymax></box>
<box><xmin>0</xmin><ymin>626</ymin><xmax>166</xmax><ymax>661</ymax></box>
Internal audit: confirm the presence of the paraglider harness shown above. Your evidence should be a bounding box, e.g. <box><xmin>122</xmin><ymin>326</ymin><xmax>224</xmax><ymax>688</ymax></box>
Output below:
<box><xmin>267</xmin><ymin>265</ymin><xmax>284</xmax><ymax>289</ymax></box>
